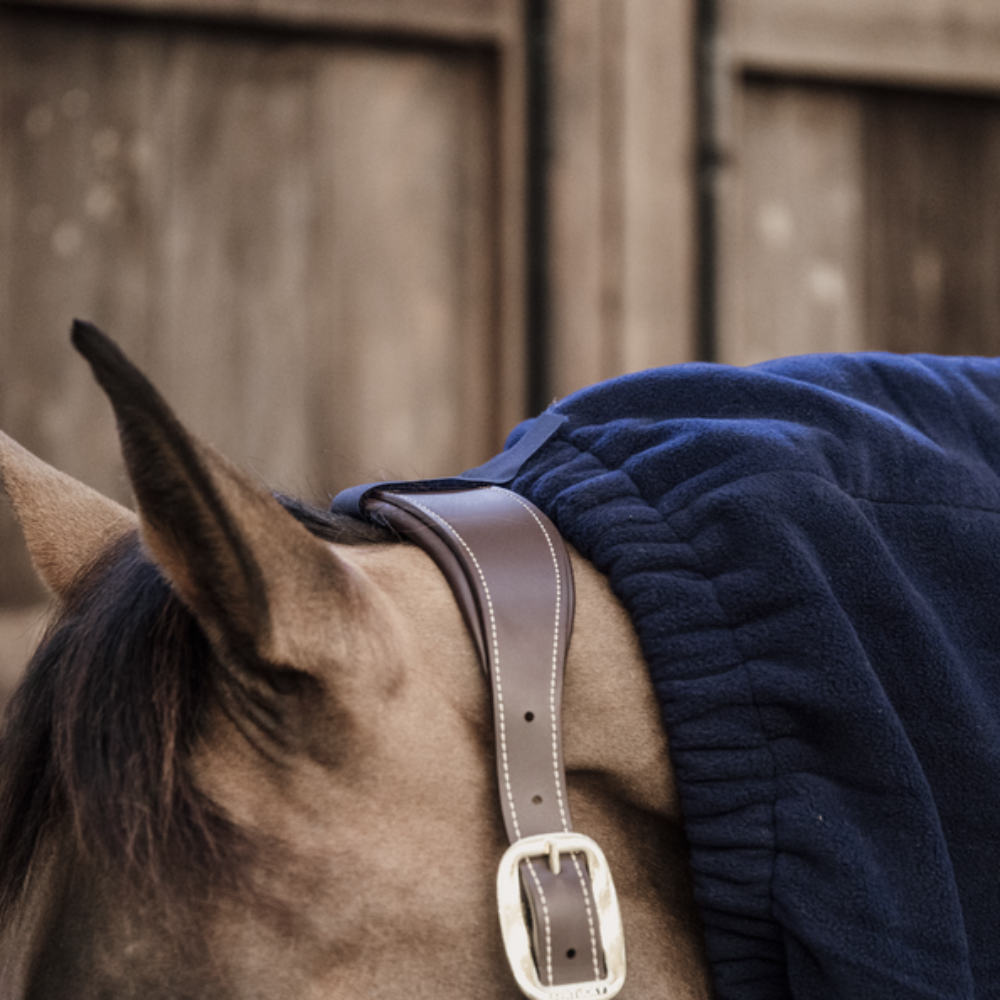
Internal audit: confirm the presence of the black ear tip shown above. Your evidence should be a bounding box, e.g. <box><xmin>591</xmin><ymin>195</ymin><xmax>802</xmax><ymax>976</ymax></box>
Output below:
<box><xmin>69</xmin><ymin>318</ymin><xmax>151</xmax><ymax>406</ymax></box>
<box><xmin>70</xmin><ymin>319</ymin><xmax>132</xmax><ymax>379</ymax></box>
<box><xmin>70</xmin><ymin>318</ymin><xmax>107</xmax><ymax>353</ymax></box>
<box><xmin>69</xmin><ymin>319</ymin><xmax>176</xmax><ymax>430</ymax></box>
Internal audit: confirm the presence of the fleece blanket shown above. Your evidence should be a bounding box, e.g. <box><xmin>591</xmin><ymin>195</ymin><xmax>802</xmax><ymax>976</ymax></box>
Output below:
<box><xmin>335</xmin><ymin>353</ymin><xmax>1000</xmax><ymax>1000</ymax></box>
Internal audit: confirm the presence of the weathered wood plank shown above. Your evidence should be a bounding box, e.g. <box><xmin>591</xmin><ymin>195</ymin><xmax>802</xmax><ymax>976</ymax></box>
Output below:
<box><xmin>717</xmin><ymin>80</ymin><xmax>866</xmax><ymax>365</ymax></box>
<box><xmin>548</xmin><ymin>0</ymin><xmax>607</xmax><ymax>397</ymax></box>
<box><xmin>0</xmin><ymin>0</ymin><xmax>517</xmax><ymax>43</ymax></box>
<box><xmin>725</xmin><ymin>0</ymin><xmax>1000</xmax><ymax>92</ymax></box>
<box><xmin>865</xmin><ymin>88</ymin><xmax>1000</xmax><ymax>355</ymax></box>
<box><xmin>548</xmin><ymin>0</ymin><xmax>696</xmax><ymax>399</ymax></box>
<box><xmin>495</xmin><ymin>0</ymin><xmax>527</xmax><ymax>434</ymax></box>
<box><xmin>312</xmin><ymin>47</ymin><xmax>498</xmax><ymax>484</ymax></box>
<box><xmin>0</xmin><ymin>13</ymin><xmax>148</xmax><ymax>602</ymax></box>
<box><xmin>619</xmin><ymin>0</ymin><xmax>696</xmax><ymax>375</ymax></box>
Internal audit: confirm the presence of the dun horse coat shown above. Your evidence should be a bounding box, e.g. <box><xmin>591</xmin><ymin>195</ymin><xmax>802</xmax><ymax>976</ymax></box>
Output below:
<box><xmin>4</xmin><ymin>323</ymin><xmax>1000</xmax><ymax>999</ymax></box>
<box><xmin>0</xmin><ymin>324</ymin><xmax>708</xmax><ymax>999</ymax></box>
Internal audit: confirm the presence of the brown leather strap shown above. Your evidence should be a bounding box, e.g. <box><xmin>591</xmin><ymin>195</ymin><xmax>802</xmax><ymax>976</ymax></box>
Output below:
<box><xmin>365</xmin><ymin>486</ymin><xmax>607</xmax><ymax>990</ymax></box>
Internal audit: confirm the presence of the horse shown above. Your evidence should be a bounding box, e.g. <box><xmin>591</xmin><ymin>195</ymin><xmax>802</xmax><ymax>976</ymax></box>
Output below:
<box><xmin>7</xmin><ymin>325</ymin><xmax>1000</xmax><ymax>1000</ymax></box>
<box><xmin>0</xmin><ymin>323</ymin><xmax>711</xmax><ymax>999</ymax></box>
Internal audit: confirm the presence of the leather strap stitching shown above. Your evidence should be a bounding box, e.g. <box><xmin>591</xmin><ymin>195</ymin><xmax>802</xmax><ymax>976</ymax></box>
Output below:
<box><xmin>411</xmin><ymin>490</ymin><xmax>576</xmax><ymax>987</ymax></box>
<box><xmin>487</xmin><ymin>490</ymin><xmax>601</xmax><ymax>986</ymax></box>
<box><xmin>497</xmin><ymin>489</ymin><xmax>570</xmax><ymax>832</ymax></box>
<box><xmin>570</xmin><ymin>854</ymin><xmax>602</xmax><ymax>980</ymax></box>
<box><xmin>525</xmin><ymin>859</ymin><xmax>554</xmax><ymax>985</ymax></box>
<box><xmin>363</xmin><ymin>487</ymin><xmax>612</xmax><ymax>992</ymax></box>
<box><xmin>405</xmin><ymin>496</ymin><xmax>524</xmax><ymax>838</ymax></box>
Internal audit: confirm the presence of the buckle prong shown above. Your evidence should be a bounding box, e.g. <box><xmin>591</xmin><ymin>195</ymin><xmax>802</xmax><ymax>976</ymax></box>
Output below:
<box><xmin>547</xmin><ymin>839</ymin><xmax>562</xmax><ymax>875</ymax></box>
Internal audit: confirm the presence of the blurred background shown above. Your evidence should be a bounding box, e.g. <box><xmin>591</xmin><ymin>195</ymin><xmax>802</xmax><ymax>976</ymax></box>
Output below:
<box><xmin>2</xmin><ymin>0</ymin><xmax>1000</xmax><ymax>699</ymax></box>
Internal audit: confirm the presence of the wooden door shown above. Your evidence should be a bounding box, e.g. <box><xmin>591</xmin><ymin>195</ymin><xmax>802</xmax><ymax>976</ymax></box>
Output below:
<box><xmin>0</xmin><ymin>0</ymin><xmax>525</xmax><ymax>696</ymax></box>
<box><xmin>716</xmin><ymin>0</ymin><xmax>1000</xmax><ymax>365</ymax></box>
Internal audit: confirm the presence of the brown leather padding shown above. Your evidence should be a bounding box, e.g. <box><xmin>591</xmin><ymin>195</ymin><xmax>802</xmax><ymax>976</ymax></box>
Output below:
<box><xmin>366</xmin><ymin>487</ymin><xmax>607</xmax><ymax>988</ymax></box>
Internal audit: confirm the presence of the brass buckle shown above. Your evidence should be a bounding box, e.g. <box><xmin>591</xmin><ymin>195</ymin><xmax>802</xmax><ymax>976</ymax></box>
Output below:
<box><xmin>496</xmin><ymin>833</ymin><xmax>627</xmax><ymax>1000</ymax></box>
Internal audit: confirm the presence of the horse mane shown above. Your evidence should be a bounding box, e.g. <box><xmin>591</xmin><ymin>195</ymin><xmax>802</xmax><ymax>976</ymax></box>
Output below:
<box><xmin>0</xmin><ymin>495</ymin><xmax>397</xmax><ymax>922</ymax></box>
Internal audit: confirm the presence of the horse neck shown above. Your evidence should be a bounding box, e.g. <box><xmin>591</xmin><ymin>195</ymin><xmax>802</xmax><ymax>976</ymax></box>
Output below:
<box><xmin>561</xmin><ymin>551</ymin><xmax>712</xmax><ymax>999</ymax></box>
<box><xmin>1</xmin><ymin>542</ymin><xmax>712</xmax><ymax>999</ymax></box>
<box><xmin>562</xmin><ymin>552</ymin><xmax>680</xmax><ymax>817</ymax></box>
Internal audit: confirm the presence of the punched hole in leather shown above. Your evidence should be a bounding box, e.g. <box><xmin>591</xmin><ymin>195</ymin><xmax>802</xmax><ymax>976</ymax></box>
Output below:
<box><xmin>364</xmin><ymin>486</ymin><xmax>619</xmax><ymax>994</ymax></box>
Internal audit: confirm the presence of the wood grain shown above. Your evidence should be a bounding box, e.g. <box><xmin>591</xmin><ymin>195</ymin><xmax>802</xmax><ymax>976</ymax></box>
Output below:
<box><xmin>548</xmin><ymin>0</ymin><xmax>606</xmax><ymax>397</ymax></box>
<box><xmin>865</xmin><ymin>88</ymin><xmax>1000</xmax><ymax>355</ymax></box>
<box><xmin>716</xmin><ymin>0</ymin><xmax>1000</xmax><ymax>365</ymax></box>
<box><xmin>718</xmin><ymin>79</ymin><xmax>866</xmax><ymax>365</ymax></box>
<box><xmin>0</xmin><ymin>6</ymin><xmax>517</xmax><ymax>605</ymax></box>
<box><xmin>717</xmin><ymin>74</ymin><xmax>1000</xmax><ymax>364</ymax></box>
<box><xmin>547</xmin><ymin>0</ymin><xmax>696</xmax><ymax>399</ymax></box>
<box><xmin>725</xmin><ymin>0</ymin><xmax>1000</xmax><ymax>92</ymax></box>
<box><xmin>619</xmin><ymin>0</ymin><xmax>696</xmax><ymax>375</ymax></box>
<box><xmin>495</xmin><ymin>2</ymin><xmax>527</xmax><ymax>432</ymax></box>
<box><xmin>1</xmin><ymin>0</ymin><xmax>515</xmax><ymax>43</ymax></box>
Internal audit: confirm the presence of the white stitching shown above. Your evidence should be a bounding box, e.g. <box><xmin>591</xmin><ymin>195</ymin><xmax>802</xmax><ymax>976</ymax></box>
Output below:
<box><xmin>493</xmin><ymin>489</ymin><xmax>570</xmax><ymax>832</ymax></box>
<box><xmin>405</xmin><ymin>497</ymin><xmax>522</xmax><ymax>839</ymax></box>
<box><xmin>497</xmin><ymin>491</ymin><xmax>602</xmax><ymax>979</ymax></box>
<box><xmin>524</xmin><ymin>860</ymin><xmax>554</xmax><ymax>986</ymax></box>
<box><xmin>570</xmin><ymin>853</ymin><xmax>602</xmax><ymax>980</ymax></box>
<box><xmin>408</xmin><ymin>491</ymin><xmax>596</xmax><ymax>984</ymax></box>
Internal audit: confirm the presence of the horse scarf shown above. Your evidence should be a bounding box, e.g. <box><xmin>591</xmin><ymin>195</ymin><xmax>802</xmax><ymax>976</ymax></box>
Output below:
<box><xmin>497</xmin><ymin>353</ymin><xmax>1000</xmax><ymax>1000</ymax></box>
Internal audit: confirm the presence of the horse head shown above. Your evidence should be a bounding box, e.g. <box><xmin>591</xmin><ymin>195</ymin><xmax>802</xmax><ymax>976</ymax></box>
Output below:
<box><xmin>0</xmin><ymin>323</ymin><xmax>708</xmax><ymax>998</ymax></box>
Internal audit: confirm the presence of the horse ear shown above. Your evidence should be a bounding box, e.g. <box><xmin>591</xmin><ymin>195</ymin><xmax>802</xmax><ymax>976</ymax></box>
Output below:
<box><xmin>69</xmin><ymin>320</ymin><xmax>354</xmax><ymax>676</ymax></box>
<box><xmin>0</xmin><ymin>430</ymin><xmax>137</xmax><ymax>600</ymax></box>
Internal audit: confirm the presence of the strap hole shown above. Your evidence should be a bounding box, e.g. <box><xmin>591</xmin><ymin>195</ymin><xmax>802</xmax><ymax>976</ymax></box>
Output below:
<box><xmin>566</xmin><ymin>949</ymin><xmax>576</xmax><ymax>960</ymax></box>
<box><xmin>524</xmin><ymin>711</ymin><xmax>535</xmax><ymax>722</ymax></box>
<box><xmin>532</xmin><ymin>795</ymin><xmax>543</xmax><ymax>805</ymax></box>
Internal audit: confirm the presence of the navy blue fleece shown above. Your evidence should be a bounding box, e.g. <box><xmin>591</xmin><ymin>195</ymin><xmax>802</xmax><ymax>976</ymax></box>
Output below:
<box><xmin>500</xmin><ymin>354</ymin><xmax>1000</xmax><ymax>999</ymax></box>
